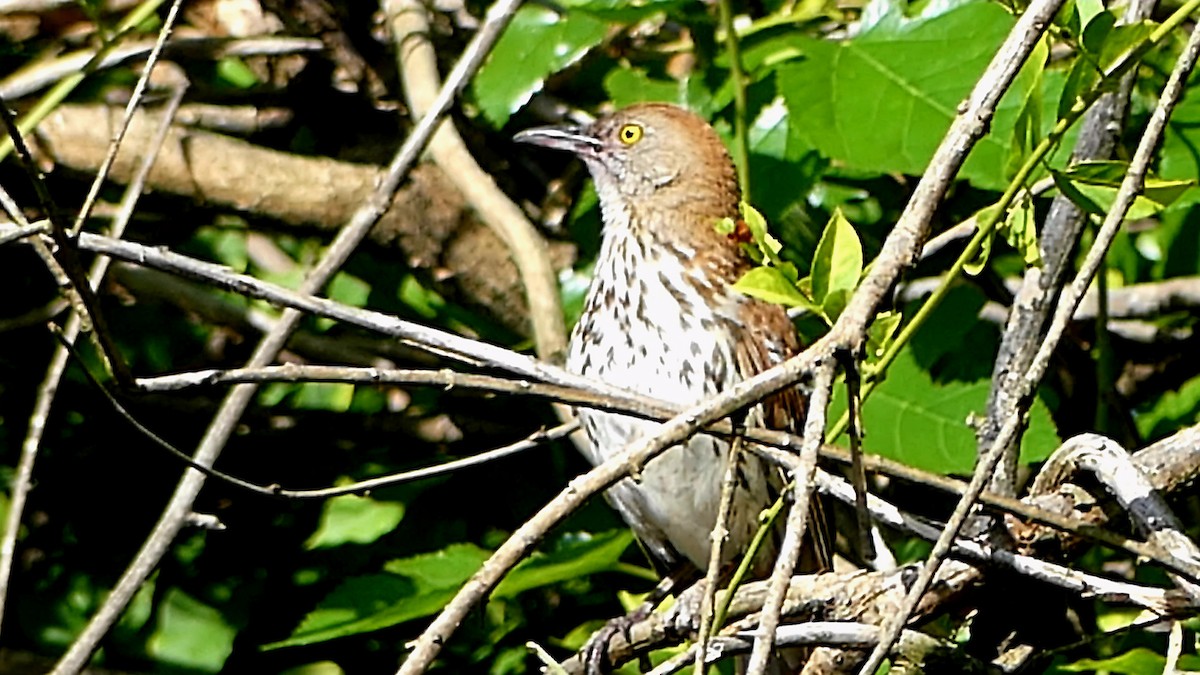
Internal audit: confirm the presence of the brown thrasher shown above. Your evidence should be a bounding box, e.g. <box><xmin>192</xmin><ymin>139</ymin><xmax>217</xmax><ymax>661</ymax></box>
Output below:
<box><xmin>516</xmin><ymin>102</ymin><xmax>825</xmax><ymax>587</ymax></box>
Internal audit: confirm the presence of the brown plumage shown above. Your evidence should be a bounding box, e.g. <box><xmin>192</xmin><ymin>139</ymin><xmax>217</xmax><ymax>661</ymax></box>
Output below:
<box><xmin>516</xmin><ymin>103</ymin><xmax>825</xmax><ymax>577</ymax></box>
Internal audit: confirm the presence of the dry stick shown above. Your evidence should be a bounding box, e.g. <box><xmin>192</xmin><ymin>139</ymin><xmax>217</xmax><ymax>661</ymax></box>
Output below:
<box><xmin>746</xmin><ymin>364</ymin><xmax>833</xmax><ymax>675</ymax></box>
<box><xmin>1037</xmin><ymin>434</ymin><xmax>1200</xmax><ymax>599</ymax></box>
<box><xmin>842</xmin><ymin>355</ymin><xmax>876</xmax><ymax>565</ymax></box>
<box><xmin>0</xmin><ymin>74</ymin><xmax>187</xmax><ymax>638</ymax></box>
<box><xmin>71</xmin><ymin>232</ymin><xmax>638</xmax><ymax>393</ymax></box>
<box><xmin>812</xmin><ymin>468</ymin><xmax>1189</xmax><ymax>611</ymax></box>
<box><xmin>0</xmin><ymin>36</ymin><xmax>322</xmax><ymax>100</ymax></box>
<box><xmin>0</xmin><ymin>220</ymin><xmax>49</xmax><ymax>246</ymax></box>
<box><xmin>979</xmin><ymin>0</ymin><xmax>1159</xmax><ymax>499</ymax></box>
<box><xmin>856</xmin><ymin>19</ymin><xmax>1200</xmax><ymax>675</ymax></box>
<box><xmin>48</xmin><ymin>0</ymin><xmax>525</xmax><ymax>670</ymax></box>
<box><xmin>385</xmin><ymin>0</ymin><xmax>566</xmax><ymax>361</ymax></box>
<box><xmin>69</xmin><ymin>0</ymin><xmax>184</xmax><ymax>236</ymax></box>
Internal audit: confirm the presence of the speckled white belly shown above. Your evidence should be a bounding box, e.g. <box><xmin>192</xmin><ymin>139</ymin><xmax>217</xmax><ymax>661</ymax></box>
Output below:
<box><xmin>567</xmin><ymin>231</ymin><xmax>773</xmax><ymax>568</ymax></box>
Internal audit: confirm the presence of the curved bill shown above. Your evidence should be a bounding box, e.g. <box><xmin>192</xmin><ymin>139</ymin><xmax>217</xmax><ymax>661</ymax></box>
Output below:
<box><xmin>512</xmin><ymin>126</ymin><xmax>602</xmax><ymax>157</ymax></box>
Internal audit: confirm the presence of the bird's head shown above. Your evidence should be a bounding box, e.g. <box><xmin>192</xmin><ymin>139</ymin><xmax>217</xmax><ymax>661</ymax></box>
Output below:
<box><xmin>515</xmin><ymin>103</ymin><xmax>740</xmax><ymax>221</ymax></box>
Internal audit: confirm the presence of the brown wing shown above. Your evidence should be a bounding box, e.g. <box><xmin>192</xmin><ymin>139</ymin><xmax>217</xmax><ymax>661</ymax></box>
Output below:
<box><xmin>734</xmin><ymin>298</ymin><xmax>832</xmax><ymax>574</ymax></box>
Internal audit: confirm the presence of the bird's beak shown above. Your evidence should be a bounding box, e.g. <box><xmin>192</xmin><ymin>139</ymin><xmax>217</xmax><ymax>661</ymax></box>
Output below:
<box><xmin>513</xmin><ymin>126</ymin><xmax>602</xmax><ymax>157</ymax></box>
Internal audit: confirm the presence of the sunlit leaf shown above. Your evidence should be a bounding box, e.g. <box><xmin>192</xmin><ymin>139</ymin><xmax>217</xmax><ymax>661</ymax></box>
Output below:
<box><xmin>473</xmin><ymin>5</ymin><xmax>608</xmax><ymax>127</ymax></box>
<box><xmin>809</xmin><ymin>209</ymin><xmax>862</xmax><ymax>307</ymax></box>
<box><xmin>733</xmin><ymin>266</ymin><xmax>813</xmax><ymax>308</ymax></box>
<box><xmin>147</xmin><ymin>589</ymin><xmax>236</xmax><ymax>673</ymax></box>
<box><xmin>305</xmin><ymin>494</ymin><xmax>405</xmax><ymax>550</ymax></box>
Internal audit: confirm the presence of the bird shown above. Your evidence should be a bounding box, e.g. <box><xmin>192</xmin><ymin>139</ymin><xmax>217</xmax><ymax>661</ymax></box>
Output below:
<box><xmin>515</xmin><ymin>102</ymin><xmax>827</xmax><ymax>662</ymax></box>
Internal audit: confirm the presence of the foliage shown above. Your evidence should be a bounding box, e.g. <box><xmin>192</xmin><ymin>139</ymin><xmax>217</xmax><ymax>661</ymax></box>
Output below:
<box><xmin>0</xmin><ymin>0</ymin><xmax>1199</xmax><ymax>673</ymax></box>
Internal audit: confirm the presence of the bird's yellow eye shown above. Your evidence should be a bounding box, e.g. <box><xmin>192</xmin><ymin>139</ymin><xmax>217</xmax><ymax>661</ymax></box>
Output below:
<box><xmin>617</xmin><ymin>124</ymin><xmax>643</xmax><ymax>145</ymax></box>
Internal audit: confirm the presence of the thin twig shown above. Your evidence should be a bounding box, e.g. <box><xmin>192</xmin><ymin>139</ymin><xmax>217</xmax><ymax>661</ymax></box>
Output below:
<box><xmin>70</xmin><ymin>0</ymin><xmax>184</xmax><ymax>235</ymax></box>
<box><xmin>746</xmin><ymin>364</ymin><xmax>832</xmax><ymax>674</ymax></box>
<box><xmin>0</xmin><ymin>37</ymin><xmax>322</xmax><ymax>100</ymax></box>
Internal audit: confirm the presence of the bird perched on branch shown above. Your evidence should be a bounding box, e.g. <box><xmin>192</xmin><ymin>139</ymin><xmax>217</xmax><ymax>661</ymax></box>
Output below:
<box><xmin>516</xmin><ymin>103</ymin><xmax>827</xmax><ymax>665</ymax></box>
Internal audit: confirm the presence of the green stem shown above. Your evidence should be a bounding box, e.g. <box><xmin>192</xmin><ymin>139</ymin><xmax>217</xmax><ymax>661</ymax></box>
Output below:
<box><xmin>714</xmin><ymin>491</ymin><xmax>785</xmax><ymax>631</ymax></box>
<box><xmin>824</xmin><ymin>0</ymin><xmax>1200</xmax><ymax>442</ymax></box>
<box><xmin>718</xmin><ymin>0</ymin><xmax>751</xmax><ymax>198</ymax></box>
<box><xmin>0</xmin><ymin>0</ymin><xmax>166</xmax><ymax>162</ymax></box>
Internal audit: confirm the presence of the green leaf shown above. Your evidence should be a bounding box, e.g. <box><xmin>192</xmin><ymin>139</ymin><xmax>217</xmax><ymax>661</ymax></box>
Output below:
<box><xmin>1136</xmin><ymin>372</ymin><xmax>1200</xmax><ymax>441</ymax></box>
<box><xmin>733</xmin><ymin>266</ymin><xmax>814</xmax><ymax>308</ymax></box>
<box><xmin>305</xmin><ymin>494</ymin><xmax>405</xmax><ymax>550</ymax></box>
<box><xmin>472</xmin><ymin>5</ymin><xmax>608</xmax><ymax>127</ymax></box>
<box><xmin>292</xmin><ymin>382</ymin><xmax>354</xmax><ymax>412</ymax></box>
<box><xmin>847</xmin><ymin>347</ymin><xmax>1059</xmax><ymax>475</ymax></box>
<box><xmin>193</xmin><ymin>225</ymin><xmax>248</xmax><ymax>273</ymax></box>
<box><xmin>215</xmin><ymin>57</ymin><xmax>259</xmax><ymax>89</ymax></box>
<box><xmin>776</xmin><ymin>1</ymin><xmax>1040</xmax><ymax>190</ymax></box>
<box><xmin>1000</xmin><ymin>196</ymin><xmax>1041</xmax><ymax>267</ymax></box>
<box><xmin>327</xmin><ymin>272</ymin><xmax>370</xmax><ymax>308</ymax></box>
<box><xmin>1006</xmin><ymin>36</ymin><xmax>1048</xmax><ymax>180</ymax></box>
<box><xmin>267</xmin><ymin>544</ymin><xmax>491</xmax><ymax>649</ymax></box>
<box><xmin>147</xmin><ymin>588</ymin><xmax>236</xmax><ymax>673</ymax></box>
<box><xmin>602</xmin><ymin>68</ymin><xmax>686</xmax><ymax>108</ymax></box>
<box><xmin>749</xmin><ymin>98</ymin><xmax>824</xmax><ymax>225</ymax></box>
<box><xmin>962</xmin><ymin>204</ymin><xmax>1002</xmax><ymax>276</ymax></box>
<box><xmin>1051</xmin><ymin>162</ymin><xmax>1194</xmax><ymax>219</ymax></box>
<box><xmin>865</xmin><ymin>310</ymin><xmax>901</xmax><ymax>362</ymax></box>
<box><xmin>810</xmin><ymin>209</ymin><xmax>863</xmax><ymax>306</ymax></box>
<box><xmin>495</xmin><ymin>530</ymin><xmax>633</xmax><ymax>597</ymax></box>
<box><xmin>270</xmin><ymin>533</ymin><xmax>633</xmax><ymax>650</ymax></box>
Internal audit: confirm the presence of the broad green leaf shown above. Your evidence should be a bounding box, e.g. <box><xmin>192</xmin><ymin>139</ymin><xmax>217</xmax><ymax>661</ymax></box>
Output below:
<box><xmin>1161</xmin><ymin>74</ymin><xmax>1200</xmax><ymax>187</ymax></box>
<box><xmin>292</xmin><ymin>382</ymin><xmax>354</xmax><ymax>412</ymax></box>
<box><xmin>1096</xmin><ymin>21</ymin><xmax>1156</xmax><ymax>72</ymax></box>
<box><xmin>398</xmin><ymin>274</ymin><xmax>445</xmax><ymax>319</ymax></box>
<box><xmin>1135</xmin><ymin>372</ymin><xmax>1200</xmax><ymax>441</ymax></box>
<box><xmin>267</xmin><ymin>544</ymin><xmax>491</xmax><ymax>649</ymax></box>
<box><xmin>305</xmin><ymin>494</ymin><xmax>405</xmax><ymax>550</ymax></box>
<box><xmin>472</xmin><ymin>6</ymin><xmax>608</xmax><ymax>127</ymax></box>
<box><xmin>810</xmin><ymin>209</ymin><xmax>862</xmax><ymax>305</ymax></box>
<box><xmin>270</xmin><ymin>533</ymin><xmax>634</xmax><ymax>649</ymax></box>
<box><xmin>147</xmin><ymin>588</ymin><xmax>235</xmax><ymax>673</ymax></box>
<box><xmin>848</xmin><ymin>347</ymin><xmax>1059</xmax><ymax>475</ymax></box>
<box><xmin>733</xmin><ymin>266</ymin><xmax>814</xmax><ymax>308</ymax></box>
<box><xmin>495</xmin><ymin>530</ymin><xmax>633</xmax><ymax>597</ymax></box>
<box><xmin>1001</xmin><ymin>196</ymin><xmax>1041</xmax><ymax>267</ymax></box>
<box><xmin>603</xmin><ymin>68</ymin><xmax>685</xmax><ymax>108</ymax></box>
<box><xmin>776</xmin><ymin>1</ymin><xmax>1041</xmax><ymax>190</ymax></box>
